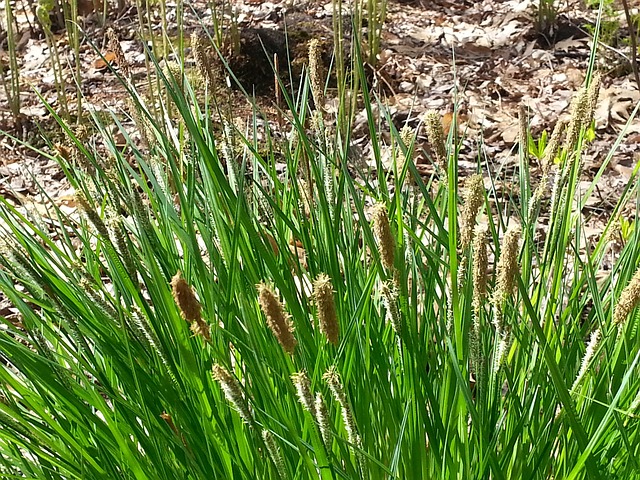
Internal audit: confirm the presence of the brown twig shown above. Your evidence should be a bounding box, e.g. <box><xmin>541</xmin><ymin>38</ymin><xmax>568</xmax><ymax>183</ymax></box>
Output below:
<box><xmin>621</xmin><ymin>0</ymin><xmax>640</xmax><ymax>90</ymax></box>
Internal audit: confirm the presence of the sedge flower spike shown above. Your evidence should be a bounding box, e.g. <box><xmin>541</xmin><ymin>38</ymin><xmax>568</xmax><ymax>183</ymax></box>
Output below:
<box><xmin>371</xmin><ymin>203</ymin><xmax>396</xmax><ymax>272</ymax></box>
<box><xmin>171</xmin><ymin>272</ymin><xmax>202</xmax><ymax>323</ymax></box>
<box><xmin>472</xmin><ymin>224</ymin><xmax>489</xmax><ymax>315</ymax></box>
<box><xmin>493</xmin><ymin>224</ymin><xmax>522</xmax><ymax>307</ymax></box>
<box><xmin>308</xmin><ymin>39</ymin><xmax>325</xmax><ymax>112</ymax></box>
<box><xmin>212</xmin><ymin>364</ymin><xmax>253</xmax><ymax>424</ymax></box>
<box><xmin>492</xmin><ymin>224</ymin><xmax>521</xmax><ymax>332</ymax></box>
<box><xmin>291</xmin><ymin>371</ymin><xmax>316</xmax><ymax>416</ymax></box>
<box><xmin>313</xmin><ymin>274</ymin><xmax>339</xmax><ymax>345</ymax></box>
<box><xmin>424</xmin><ymin>110</ymin><xmax>447</xmax><ymax>174</ymax></box>
<box><xmin>262</xmin><ymin>430</ymin><xmax>287</xmax><ymax>480</ymax></box>
<box><xmin>614</xmin><ymin>265</ymin><xmax>640</xmax><ymax>326</ymax></box>
<box><xmin>257</xmin><ymin>283</ymin><xmax>297</xmax><ymax>354</ymax></box>
<box><xmin>314</xmin><ymin>392</ymin><xmax>332</xmax><ymax>448</ymax></box>
<box><xmin>460</xmin><ymin>174</ymin><xmax>485</xmax><ymax>249</ymax></box>
<box><xmin>571</xmin><ymin>328</ymin><xmax>602</xmax><ymax>392</ymax></box>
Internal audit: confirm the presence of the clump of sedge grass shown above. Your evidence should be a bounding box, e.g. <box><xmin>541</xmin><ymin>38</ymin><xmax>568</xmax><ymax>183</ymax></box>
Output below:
<box><xmin>0</xmin><ymin>37</ymin><xmax>638</xmax><ymax>480</ymax></box>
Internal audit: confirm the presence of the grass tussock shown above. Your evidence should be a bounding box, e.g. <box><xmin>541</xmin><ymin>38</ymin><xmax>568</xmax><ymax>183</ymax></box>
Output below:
<box><xmin>0</xmin><ymin>32</ymin><xmax>638</xmax><ymax>480</ymax></box>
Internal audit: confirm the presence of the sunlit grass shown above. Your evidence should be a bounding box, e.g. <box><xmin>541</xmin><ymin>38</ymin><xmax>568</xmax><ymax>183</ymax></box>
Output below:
<box><xmin>0</xmin><ymin>29</ymin><xmax>639</xmax><ymax>480</ymax></box>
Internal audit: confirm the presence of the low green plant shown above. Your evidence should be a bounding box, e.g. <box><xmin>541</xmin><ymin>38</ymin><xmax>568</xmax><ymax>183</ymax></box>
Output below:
<box><xmin>0</xmin><ymin>36</ymin><xmax>639</xmax><ymax>480</ymax></box>
<box><xmin>535</xmin><ymin>0</ymin><xmax>558</xmax><ymax>38</ymax></box>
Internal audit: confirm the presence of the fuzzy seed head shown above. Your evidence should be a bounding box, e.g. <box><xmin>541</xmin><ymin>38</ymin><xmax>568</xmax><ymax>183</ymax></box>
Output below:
<box><xmin>192</xmin><ymin>32</ymin><xmax>214</xmax><ymax>90</ymax></box>
<box><xmin>491</xmin><ymin>334</ymin><xmax>508</xmax><ymax>376</ymax></box>
<box><xmin>542</xmin><ymin>119</ymin><xmax>566</xmax><ymax>174</ymax></box>
<box><xmin>571</xmin><ymin>328</ymin><xmax>602</xmax><ymax>392</ymax></box>
<box><xmin>323</xmin><ymin>366</ymin><xmax>358</xmax><ymax>444</ymax></box>
<box><xmin>291</xmin><ymin>371</ymin><xmax>316</xmax><ymax>416</ymax></box>
<box><xmin>586</xmin><ymin>72</ymin><xmax>602</xmax><ymax>127</ymax></box>
<box><xmin>323</xmin><ymin>366</ymin><xmax>347</xmax><ymax>406</ymax></box>
<box><xmin>493</xmin><ymin>224</ymin><xmax>521</xmax><ymax>308</ymax></box>
<box><xmin>257</xmin><ymin>283</ymin><xmax>297</xmax><ymax>354</ymax></box>
<box><xmin>424</xmin><ymin>110</ymin><xmax>447</xmax><ymax>174</ymax></box>
<box><xmin>212</xmin><ymin>363</ymin><xmax>253</xmax><ymax>424</ymax></box>
<box><xmin>171</xmin><ymin>272</ymin><xmax>202</xmax><ymax>323</ymax></box>
<box><xmin>472</xmin><ymin>224</ymin><xmax>490</xmax><ymax>315</ymax></box>
<box><xmin>371</xmin><ymin>203</ymin><xmax>396</xmax><ymax>272</ymax></box>
<box><xmin>314</xmin><ymin>392</ymin><xmax>332</xmax><ymax>448</ymax></box>
<box><xmin>614</xmin><ymin>265</ymin><xmax>640</xmax><ymax>325</ymax></box>
<box><xmin>395</xmin><ymin>125</ymin><xmax>415</xmax><ymax>183</ymax></box>
<box><xmin>313</xmin><ymin>274</ymin><xmax>339</xmax><ymax>345</ymax></box>
<box><xmin>76</xmin><ymin>193</ymin><xmax>109</xmax><ymax>238</ymax></box>
<box><xmin>190</xmin><ymin>318</ymin><xmax>211</xmax><ymax>342</ymax></box>
<box><xmin>460</xmin><ymin>174</ymin><xmax>485</xmax><ymax>249</ymax></box>
<box><xmin>564</xmin><ymin>86</ymin><xmax>590</xmax><ymax>151</ymax></box>
<box><xmin>262</xmin><ymin>430</ymin><xmax>287</xmax><ymax>480</ymax></box>
<box><xmin>308</xmin><ymin>39</ymin><xmax>324</xmax><ymax>111</ymax></box>
<box><xmin>381</xmin><ymin>281</ymin><xmax>401</xmax><ymax>336</ymax></box>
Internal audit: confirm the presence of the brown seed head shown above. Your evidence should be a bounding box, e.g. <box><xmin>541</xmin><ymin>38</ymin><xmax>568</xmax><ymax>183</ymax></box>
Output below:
<box><xmin>395</xmin><ymin>125</ymin><xmax>415</xmax><ymax>183</ymax></box>
<box><xmin>313</xmin><ymin>274</ymin><xmax>339</xmax><ymax>345</ymax></box>
<box><xmin>190</xmin><ymin>318</ymin><xmax>211</xmax><ymax>342</ymax></box>
<box><xmin>171</xmin><ymin>272</ymin><xmax>202</xmax><ymax>323</ymax></box>
<box><xmin>586</xmin><ymin>72</ymin><xmax>602</xmax><ymax>128</ymax></box>
<box><xmin>371</xmin><ymin>203</ymin><xmax>396</xmax><ymax>272</ymax></box>
<box><xmin>257</xmin><ymin>283</ymin><xmax>297</xmax><ymax>354</ymax></box>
